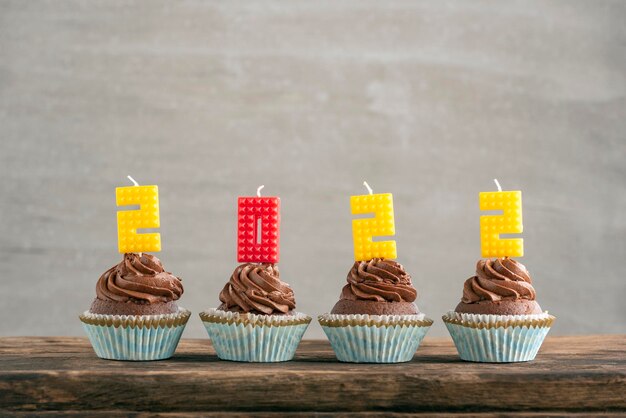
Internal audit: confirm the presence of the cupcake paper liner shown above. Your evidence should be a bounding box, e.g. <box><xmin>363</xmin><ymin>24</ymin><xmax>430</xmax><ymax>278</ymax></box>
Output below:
<box><xmin>442</xmin><ymin>311</ymin><xmax>556</xmax><ymax>363</ymax></box>
<box><xmin>318</xmin><ymin>313</ymin><xmax>433</xmax><ymax>363</ymax></box>
<box><xmin>79</xmin><ymin>308</ymin><xmax>191</xmax><ymax>361</ymax></box>
<box><xmin>199</xmin><ymin>309</ymin><xmax>311</xmax><ymax>362</ymax></box>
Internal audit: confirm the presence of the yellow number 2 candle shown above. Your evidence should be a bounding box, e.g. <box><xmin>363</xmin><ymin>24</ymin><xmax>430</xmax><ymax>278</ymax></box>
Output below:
<box><xmin>116</xmin><ymin>176</ymin><xmax>161</xmax><ymax>254</ymax></box>
<box><xmin>351</xmin><ymin>181</ymin><xmax>397</xmax><ymax>261</ymax></box>
<box><xmin>479</xmin><ymin>179</ymin><xmax>523</xmax><ymax>258</ymax></box>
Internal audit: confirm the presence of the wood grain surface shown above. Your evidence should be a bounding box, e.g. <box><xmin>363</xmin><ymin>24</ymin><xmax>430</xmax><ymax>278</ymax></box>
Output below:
<box><xmin>0</xmin><ymin>336</ymin><xmax>624</xmax><ymax>415</ymax></box>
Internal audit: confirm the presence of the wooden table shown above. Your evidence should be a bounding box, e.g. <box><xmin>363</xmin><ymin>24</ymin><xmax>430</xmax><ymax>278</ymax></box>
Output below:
<box><xmin>0</xmin><ymin>336</ymin><xmax>624</xmax><ymax>416</ymax></box>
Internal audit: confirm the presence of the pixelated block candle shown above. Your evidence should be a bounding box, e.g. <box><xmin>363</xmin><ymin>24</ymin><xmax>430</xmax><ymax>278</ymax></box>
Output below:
<box><xmin>116</xmin><ymin>185</ymin><xmax>161</xmax><ymax>253</ymax></box>
<box><xmin>237</xmin><ymin>197</ymin><xmax>280</xmax><ymax>263</ymax></box>
<box><xmin>351</xmin><ymin>193</ymin><xmax>396</xmax><ymax>261</ymax></box>
<box><xmin>479</xmin><ymin>190</ymin><xmax>523</xmax><ymax>258</ymax></box>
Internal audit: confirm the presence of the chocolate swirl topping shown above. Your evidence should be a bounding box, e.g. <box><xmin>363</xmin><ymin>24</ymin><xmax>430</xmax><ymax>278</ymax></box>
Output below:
<box><xmin>340</xmin><ymin>258</ymin><xmax>417</xmax><ymax>303</ymax></box>
<box><xmin>219</xmin><ymin>263</ymin><xmax>296</xmax><ymax>315</ymax></box>
<box><xmin>96</xmin><ymin>253</ymin><xmax>183</xmax><ymax>304</ymax></box>
<box><xmin>462</xmin><ymin>258</ymin><xmax>536</xmax><ymax>303</ymax></box>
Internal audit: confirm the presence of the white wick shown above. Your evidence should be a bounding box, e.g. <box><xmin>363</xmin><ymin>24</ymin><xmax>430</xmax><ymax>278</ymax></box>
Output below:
<box><xmin>363</xmin><ymin>181</ymin><xmax>373</xmax><ymax>195</ymax></box>
<box><xmin>127</xmin><ymin>175</ymin><xmax>139</xmax><ymax>187</ymax></box>
<box><xmin>257</xmin><ymin>185</ymin><xmax>265</xmax><ymax>197</ymax></box>
<box><xmin>493</xmin><ymin>178</ymin><xmax>502</xmax><ymax>192</ymax></box>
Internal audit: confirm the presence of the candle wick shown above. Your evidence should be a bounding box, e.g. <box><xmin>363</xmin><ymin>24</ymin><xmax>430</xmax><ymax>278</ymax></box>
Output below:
<box><xmin>363</xmin><ymin>181</ymin><xmax>373</xmax><ymax>195</ymax></box>
<box><xmin>257</xmin><ymin>185</ymin><xmax>265</xmax><ymax>197</ymax></box>
<box><xmin>127</xmin><ymin>175</ymin><xmax>139</xmax><ymax>187</ymax></box>
<box><xmin>493</xmin><ymin>178</ymin><xmax>502</xmax><ymax>192</ymax></box>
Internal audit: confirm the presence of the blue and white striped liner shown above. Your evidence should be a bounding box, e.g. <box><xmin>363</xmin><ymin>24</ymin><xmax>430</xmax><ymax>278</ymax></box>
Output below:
<box><xmin>443</xmin><ymin>311</ymin><xmax>555</xmax><ymax>363</ymax></box>
<box><xmin>80</xmin><ymin>309</ymin><xmax>190</xmax><ymax>361</ymax></box>
<box><xmin>200</xmin><ymin>309</ymin><xmax>311</xmax><ymax>362</ymax></box>
<box><xmin>319</xmin><ymin>313</ymin><xmax>433</xmax><ymax>363</ymax></box>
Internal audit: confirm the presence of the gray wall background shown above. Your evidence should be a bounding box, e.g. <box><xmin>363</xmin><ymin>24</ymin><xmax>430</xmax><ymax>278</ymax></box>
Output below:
<box><xmin>1</xmin><ymin>0</ymin><xmax>625</xmax><ymax>340</ymax></box>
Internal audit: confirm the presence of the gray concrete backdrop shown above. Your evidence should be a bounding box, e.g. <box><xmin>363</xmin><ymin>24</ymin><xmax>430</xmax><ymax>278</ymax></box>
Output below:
<box><xmin>1</xmin><ymin>1</ymin><xmax>625</xmax><ymax>340</ymax></box>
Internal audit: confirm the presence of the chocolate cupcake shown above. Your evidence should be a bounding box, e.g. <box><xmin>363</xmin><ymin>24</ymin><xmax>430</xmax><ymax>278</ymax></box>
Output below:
<box><xmin>319</xmin><ymin>258</ymin><xmax>432</xmax><ymax>363</ymax></box>
<box><xmin>80</xmin><ymin>253</ymin><xmax>190</xmax><ymax>361</ymax></box>
<box><xmin>455</xmin><ymin>258</ymin><xmax>542</xmax><ymax>315</ymax></box>
<box><xmin>331</xmin><ymin>258</ymin><xmax>419</xmax><ymax>315</ymax></box>
<box><xmin>443</xmin><ymin>257</ymin><xmax>555</xmax><ymax>363</ymax></box>
<box><xmin>200</xmin><ymin>263</ymin><xmax>311</xmax><ymax>362</ymax></box>
<box><xmin>90</xmin><ymin>253</ymin><xmax>184</xmax><ymax>315</ymax></box>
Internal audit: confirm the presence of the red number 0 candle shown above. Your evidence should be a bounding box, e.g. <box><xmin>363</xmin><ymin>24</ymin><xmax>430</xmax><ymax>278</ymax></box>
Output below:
<box><xmin>237</xmin><ymin>185</ymin><xmax>280</xmax><ymax>263</ymax></box>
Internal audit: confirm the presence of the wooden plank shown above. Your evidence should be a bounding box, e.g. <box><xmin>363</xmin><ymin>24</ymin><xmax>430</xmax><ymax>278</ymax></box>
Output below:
<box><xmin>2</xmin><ymin>413</ymin><xmax>626</xmax><ymax>418</ymax></box>
<box><xmin>0</xmin><ymin>336</ymin><xmax>624</xmax><ymax>414</ymax></box>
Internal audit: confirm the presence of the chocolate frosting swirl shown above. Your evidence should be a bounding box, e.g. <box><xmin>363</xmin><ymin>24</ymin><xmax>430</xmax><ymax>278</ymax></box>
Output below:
<box><xmin>340</xmin><ymin>258</ymin><xmax>417</xmax><ymax>303</ymax></box>
<box><xmin>96</xmin><ymin>253</ymin><xmax>183</xmax><ymax>304</ymax></box>
<box><xmin>462</xmin><ymin>258</ymin><xmax>536</xmax><ymax>303</ymax></box>
<box><xmin>219</xmin><ymin>263</ymin><xmax>296</xmax><ymax>315</ymax></box>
